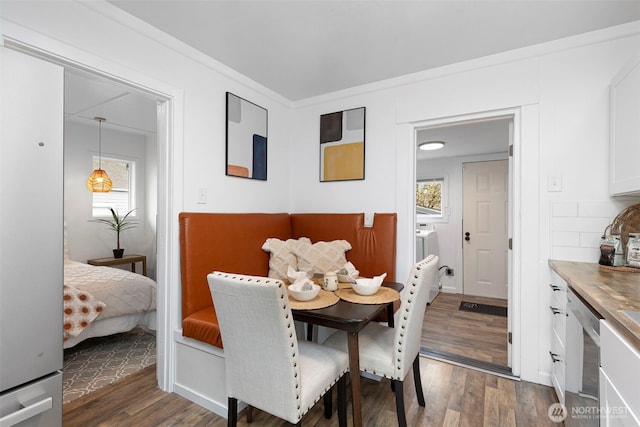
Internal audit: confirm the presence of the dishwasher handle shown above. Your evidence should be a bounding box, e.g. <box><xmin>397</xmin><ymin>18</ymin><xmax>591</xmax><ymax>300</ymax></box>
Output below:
<box><xmin>571</xmin><ymin>307</ymin><xmax>600</xmax><ymax>346</ymax></box>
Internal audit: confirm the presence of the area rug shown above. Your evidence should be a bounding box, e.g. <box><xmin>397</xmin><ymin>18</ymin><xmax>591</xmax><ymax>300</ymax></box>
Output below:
<box><xmin>63</xmin><ymin>327</ymin><xmax>156</xmax><ymax>404</ymax></box>
<box><xmin>459</xmin><ymin>301</ymin><xmax>507</xmax><ymax>317</ymax></box>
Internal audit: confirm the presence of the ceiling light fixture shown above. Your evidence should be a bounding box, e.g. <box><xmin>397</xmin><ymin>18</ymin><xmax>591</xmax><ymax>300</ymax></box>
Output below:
<box><xmin>86</xmin><ymin>117</ymin><xmax>112</xmax><ymax>192</ymax></box>
<box><xmin>418</xmin><ymin>141</ymin><xmax>445</xmax><ymax>151</ymax></box>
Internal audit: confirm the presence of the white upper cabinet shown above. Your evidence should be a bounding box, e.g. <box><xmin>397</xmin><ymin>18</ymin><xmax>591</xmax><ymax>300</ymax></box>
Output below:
<box><xmin>610</xmin><ymin>53</ymin><xmax>640</xmax><ymax>196</ymax></box>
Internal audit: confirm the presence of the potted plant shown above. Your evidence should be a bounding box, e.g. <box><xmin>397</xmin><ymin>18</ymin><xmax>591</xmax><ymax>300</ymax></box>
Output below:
<box><xmin>94</xmin><ymin>208</ymin><xmax>137</xmax><ymax>258</ymax></box>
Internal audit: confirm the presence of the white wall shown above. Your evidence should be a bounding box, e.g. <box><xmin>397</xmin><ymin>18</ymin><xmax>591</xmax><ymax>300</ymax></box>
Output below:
<box><xmin>287</xmin><ymin>93</ymin><xmax>399</xmax><ymax>214</ymax></box>
<box><xmin>3</xmin><ymin>1</ymin><xmax>640</xmax><ymax>388</ymax></box>
<box><xmin>64</xmin><ymin>121</ymin><xmax>158</xmax><ymax>277</ymax></box>
<box><xmin>287</xmin><ymin>22</ymin><xmax>640</xmax><ymax>383</ymax></box>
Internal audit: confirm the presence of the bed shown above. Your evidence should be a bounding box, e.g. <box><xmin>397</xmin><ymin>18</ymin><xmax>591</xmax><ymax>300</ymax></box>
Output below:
<box><xmin>63</xmin><ymin>260</ymin><xmax>157</xmax><ymax>349</ymax></box>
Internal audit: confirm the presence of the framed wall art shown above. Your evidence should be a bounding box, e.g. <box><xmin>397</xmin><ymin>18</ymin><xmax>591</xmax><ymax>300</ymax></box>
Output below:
<box><xmin>319</xmin><ymin>106</ymin><xmax>365</xmax><ymax>182</ymax></box>
<box><xmin>226</xmin><ymin>92</ymin><xmax>268</xmax><ymax>180</ymax></box>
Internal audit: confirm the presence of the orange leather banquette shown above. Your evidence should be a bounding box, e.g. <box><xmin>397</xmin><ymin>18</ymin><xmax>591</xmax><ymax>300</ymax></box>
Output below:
<box><xmin>179</xmin><ymin>212</ymin><xmax>397</xmax><ymax>348</ymax></box>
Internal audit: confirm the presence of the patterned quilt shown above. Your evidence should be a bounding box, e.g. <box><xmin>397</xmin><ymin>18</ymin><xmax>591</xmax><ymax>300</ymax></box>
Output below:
<box><xmin>63</xmin><ymin>285</ymin><xmax>106</xmax><ymax>339</ymax></box>
<box><xmin>63</xmin><ymin>261</ymin><xmax>157</xmax><ymax>342</ymax></box>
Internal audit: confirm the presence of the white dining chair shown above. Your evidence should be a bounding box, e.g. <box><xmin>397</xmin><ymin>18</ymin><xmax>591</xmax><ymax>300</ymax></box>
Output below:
<box><xmin>323</xmin><ymin>255</ymin><xmax>439</xmax><ymax>427</ymax></box>
<box><xmin>207</xmin><ymin>271</ymin><xmax>349</xmax><ymax>426</ymax></box>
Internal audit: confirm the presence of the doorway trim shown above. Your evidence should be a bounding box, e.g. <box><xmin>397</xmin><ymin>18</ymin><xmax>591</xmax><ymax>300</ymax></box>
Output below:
<box><xmin>3</xmin><ymin>37</ymin><xmax>184</xmax><ymax>391</ymax></box>
<box><xmin>398</xmin><ymin>107</ymin><xmax>522</xmax><ymax>377</ymax></box>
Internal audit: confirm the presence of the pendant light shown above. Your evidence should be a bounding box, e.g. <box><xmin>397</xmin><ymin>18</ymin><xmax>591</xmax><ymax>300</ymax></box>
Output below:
<box><xmin>87</xmin><ymin>117</ymin><xmax>112</xmax><ymax>192</ymax></box>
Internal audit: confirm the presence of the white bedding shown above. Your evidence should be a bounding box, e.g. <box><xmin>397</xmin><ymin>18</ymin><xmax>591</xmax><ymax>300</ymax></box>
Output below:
<box><xmin>63</xmin><ymin>260</ymin><xmax>157</xmax><ymax>348</ymax></box>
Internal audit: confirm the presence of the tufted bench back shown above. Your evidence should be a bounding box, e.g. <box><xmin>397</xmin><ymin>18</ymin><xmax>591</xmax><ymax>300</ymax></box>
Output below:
<box><xmin>179</xmin><ymin>212</ymin><xmax>396</xmax><ymax>348</ymax></box>
<box><xmin>290</xmin><ymin>213</ymin><xmax>396</xmax><ymax>281</ymax></box>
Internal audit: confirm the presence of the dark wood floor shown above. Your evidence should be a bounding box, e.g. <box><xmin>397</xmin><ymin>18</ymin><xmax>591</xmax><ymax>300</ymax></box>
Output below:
<box><xmin>422</xmin><ymin>292</ymin><xmax>509</xmax><ymax>367</ymax></box>
<box><xmin>63</xmin><ymin>357</ymin><xmax>559</xmax><ymax>427</ymax></box>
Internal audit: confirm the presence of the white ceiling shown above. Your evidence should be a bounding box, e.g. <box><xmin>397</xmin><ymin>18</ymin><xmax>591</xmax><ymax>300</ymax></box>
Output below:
<box><xmin>108</xmin><ymin>0</ymin><xmax>640</xmax><ymax>101</ymax></box>
<box><xmin>64</xmin><ymin>69</ymin><xmax>158</xmax><ymax>135</ymax></box>
<box><xmin>416</xmin><ymin>117</ymin><xmax>511</xmax><ymax>160</ymax></box>
<box><xmin>66</xmin><ymin>1</ymin><xmax>640</xmax><ymax>152</ymax></box>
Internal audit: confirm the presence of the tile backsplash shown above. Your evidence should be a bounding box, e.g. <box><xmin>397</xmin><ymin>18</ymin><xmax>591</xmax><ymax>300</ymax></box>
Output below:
<box><xmin>551</xmin><ymin>200</ymin><xmax>639</xmax><ymax>262</ymax></box>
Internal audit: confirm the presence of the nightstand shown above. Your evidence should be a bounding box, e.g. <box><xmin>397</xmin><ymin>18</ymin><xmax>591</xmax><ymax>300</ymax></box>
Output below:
<box><xmin>87</xmin><ymin>254</ymin><xmax>147</xmax><ymax>276</ymax></box>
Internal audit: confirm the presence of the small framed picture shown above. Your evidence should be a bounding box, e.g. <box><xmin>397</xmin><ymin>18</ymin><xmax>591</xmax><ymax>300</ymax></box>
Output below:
<box><xmin>226</xmin><ymin>92</ymin><xmax>268</xmax><ymax>180</ymax></box>
<box><xmin>319</xmin><ymin>106</ymin><xmax>365</xmax><ymax>182</ymax></box>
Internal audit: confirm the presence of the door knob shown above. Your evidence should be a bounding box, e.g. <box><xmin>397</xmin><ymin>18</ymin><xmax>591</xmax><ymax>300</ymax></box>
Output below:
<box><xmin>464</xmin><ymin>232</ymin><xmax>470</xmax><ymax>241</ymax></box>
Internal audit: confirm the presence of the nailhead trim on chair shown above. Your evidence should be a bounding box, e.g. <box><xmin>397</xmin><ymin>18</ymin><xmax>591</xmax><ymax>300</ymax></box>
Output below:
<box><xmin>215</xmin><ymin>272</ymin><xmax>348</xmax><ymax>423</ymax></box>
<box><xmin>360</xmin><ymin>257</ymin><xmax>433</xmax><ymax>381</ymax></box>
<box><xmin>274</xmin><ymin>280</ymin><xmax>305</xmax><ymax>420</ymax></box>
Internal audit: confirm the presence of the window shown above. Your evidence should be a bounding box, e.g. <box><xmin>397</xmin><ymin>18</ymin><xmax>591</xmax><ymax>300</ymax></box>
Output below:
<box><xmin>416</xmin><ymin>177</ymin><xmax>445</xmax><ymax>221</ymax></box>
<box><xmin>92</xmin><ymin>156</ymin><xmax>136</xmax><ymax>217</ymax></box>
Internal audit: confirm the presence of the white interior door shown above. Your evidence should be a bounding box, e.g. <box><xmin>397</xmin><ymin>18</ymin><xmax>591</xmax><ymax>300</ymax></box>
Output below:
<box><xmin>462</xmin><ymin>160</ymin><xmax>508</xmax><ymax>299</ymax></box>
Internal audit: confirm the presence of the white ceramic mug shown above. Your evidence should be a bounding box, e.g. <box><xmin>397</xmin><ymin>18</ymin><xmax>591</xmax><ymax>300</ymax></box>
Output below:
<box><xmin>323</xmin><ymin>271</ymin><xmax>338</xmax><ymax>291</ymax></box>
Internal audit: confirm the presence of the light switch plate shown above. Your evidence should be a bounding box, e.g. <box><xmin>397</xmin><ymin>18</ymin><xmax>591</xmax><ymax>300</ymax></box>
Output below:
<box><xmin>197</xmin><ymin>188</ymin><xmax>207</xmax><ymax>204</ymax></box>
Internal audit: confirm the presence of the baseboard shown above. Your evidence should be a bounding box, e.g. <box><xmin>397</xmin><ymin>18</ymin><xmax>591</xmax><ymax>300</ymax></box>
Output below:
<box><xmin>173</xmin><ymin>383</ymin><xmax>230</xmax><ymax>417</ymax></box>
<box><xmin>420</xmin><ymin>348</ymin><xmax>518</xmax><ymax>380</ymax></box>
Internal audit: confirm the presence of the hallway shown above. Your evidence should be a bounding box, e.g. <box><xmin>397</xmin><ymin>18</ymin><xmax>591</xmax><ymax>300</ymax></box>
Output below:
<box><xmin>421</xmin><ymin>292</ymin><xmax>509</xmax><ymax>369</ymax></box>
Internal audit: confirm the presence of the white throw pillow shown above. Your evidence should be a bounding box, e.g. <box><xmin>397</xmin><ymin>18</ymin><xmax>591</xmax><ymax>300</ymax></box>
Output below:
<box><xmin>293</xmin><ymin>240</ymin><xmax>352</xmax><ymax>275</ymax></box>
<box><xmin>262</xmin><ymin>237</ymin><xmax>311</xmax><ymax>281</ymax></box>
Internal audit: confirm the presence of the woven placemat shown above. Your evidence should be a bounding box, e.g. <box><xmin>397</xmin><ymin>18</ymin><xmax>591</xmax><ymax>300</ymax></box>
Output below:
<box><xmin>288</xmin><ymin>289</ymin><xmax>339</xmax><ymax>310</ymax></box>
<box><xmin>335</xmin><ymin>287</ymin><xmax>400</xmax><ymax>304</ymax></box>
<box><xmin>599</xmin><ymin>264</ymin><xmax>640</xmax><ymax>273</ymax></box>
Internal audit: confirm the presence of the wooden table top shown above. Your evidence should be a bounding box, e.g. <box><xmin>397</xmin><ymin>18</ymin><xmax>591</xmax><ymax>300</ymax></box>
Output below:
<box><xmin>87</xmin><ymin>254</ymin><xmax>146</xmax><ymax>264</ymax></box>
<box><xmin>549</xmin><ymin>260</ymin><xmax>640</xmax><ymax>351</ymax></box>
<box><xmin>291</xmin><ymin>281</ymin><xmax>403</xmax><ymax>332</ymax></box>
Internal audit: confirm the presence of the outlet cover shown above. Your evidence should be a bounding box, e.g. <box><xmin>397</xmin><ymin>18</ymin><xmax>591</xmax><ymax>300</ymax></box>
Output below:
<box><xmin>364</xmin><ymin>213</ymin><xmax>374</xmax><ymax>227</ymax></box>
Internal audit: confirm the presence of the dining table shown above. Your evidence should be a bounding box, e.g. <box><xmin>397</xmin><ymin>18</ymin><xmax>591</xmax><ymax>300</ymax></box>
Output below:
<box><xmin>290</xmin><ymin>281</ymin><xmax>403</xmax><ymax>427</ymax></box>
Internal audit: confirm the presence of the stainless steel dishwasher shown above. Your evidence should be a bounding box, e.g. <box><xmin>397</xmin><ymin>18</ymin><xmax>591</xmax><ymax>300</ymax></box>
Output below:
<box><xmin>565</xmin><ymin>288</ymin><xmax>602</xmax><ymax>426</ymax></box>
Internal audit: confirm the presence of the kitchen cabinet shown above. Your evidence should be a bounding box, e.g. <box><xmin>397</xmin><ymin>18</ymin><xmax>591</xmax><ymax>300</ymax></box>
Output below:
<box><xmin>549</xmin><ymin>270</ymin><xmax>568</xmax><ymax>404</ymax></box>
<box><xmin>600</xmin><ymin>320</ymin><xmax>640</xmax><ymax>426</ymax></box>
<box><xmin>610</xmin><ymin>53</ymin><xmax>640</xmax><ymax>196</ymax></box>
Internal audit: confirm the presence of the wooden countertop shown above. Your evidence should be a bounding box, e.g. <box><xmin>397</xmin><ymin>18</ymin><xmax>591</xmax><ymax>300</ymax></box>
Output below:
<box><xmin>549</xmin><ymin>260</ymin><xmax>640</xmax><ymax>351</ymax></box>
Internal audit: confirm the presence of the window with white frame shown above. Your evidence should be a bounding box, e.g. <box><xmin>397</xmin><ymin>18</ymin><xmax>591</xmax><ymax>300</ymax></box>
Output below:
<box><xmin>416</xmin><ymin>177</ymin><xmax>445</xmax><ymax>221</ymax></box>
<box><xmin>92</xmin><ymin>156</ymin><xmax>136</xmax><ymax>217</ymax></box>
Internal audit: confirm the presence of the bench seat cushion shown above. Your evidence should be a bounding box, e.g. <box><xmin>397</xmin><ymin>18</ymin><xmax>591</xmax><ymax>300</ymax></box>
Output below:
<box><xmin>183</xmin><ymin>307</ymin><xmax>223</xmax><ymax>348</ymax></box>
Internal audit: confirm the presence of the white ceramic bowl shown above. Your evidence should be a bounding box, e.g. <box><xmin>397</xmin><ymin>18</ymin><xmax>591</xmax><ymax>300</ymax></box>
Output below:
<box><xmin>352</xmin><ymin>278</ymin><xmax>381</xmax><ymax>296</ymax></box>
<box><xmin>288</xmin><ymin>283</ymin><xmax>320</xmax><ymax>301</ymax></box>
<box><xmin>337</xmin><ymin>273</ymin><xmax>358</xmax><ymax>283</ymax></box>
<box><xmin>287</xmin><ymin>270</ymin><xmax>312</xmax><ymax>284</ymax></box>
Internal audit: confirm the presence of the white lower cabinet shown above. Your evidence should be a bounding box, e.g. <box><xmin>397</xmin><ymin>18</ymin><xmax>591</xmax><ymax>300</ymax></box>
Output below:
<box><xmin>600</xmin><ymin>321</ymin><xmax>640</xmax><ymax>426</ymax></box>
<box><xmin>550</xmin><ymin>271</ymin><xmax>568</xmax><ymax>404</ymax></box>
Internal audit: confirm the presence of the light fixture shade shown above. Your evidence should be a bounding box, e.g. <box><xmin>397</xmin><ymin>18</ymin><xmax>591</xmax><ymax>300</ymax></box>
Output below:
<box><xmin>87</xmin><ymin>169</ymin><xmax>113</xmax><ymax>192</ymax></box>
<box><xmin>418</xmin><ymin>141</ymin><xmax>445</xmax><ymax>151</ymax></box>
<box><xmin>88</xmin><ymin>116</ymin><xmax>112</xmax><ymax>192</ymax></box>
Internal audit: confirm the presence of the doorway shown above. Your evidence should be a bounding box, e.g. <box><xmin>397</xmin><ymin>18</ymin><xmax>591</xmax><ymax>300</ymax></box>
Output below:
<box><xmin>62</xmin><ymin>68</ymin><xmax>161</xmax><ymax>402</ymax></box>
<box><xmin>414</xmin><ymin>114</ymin><xmax>514</xmax><ymax>374</ymax></box>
